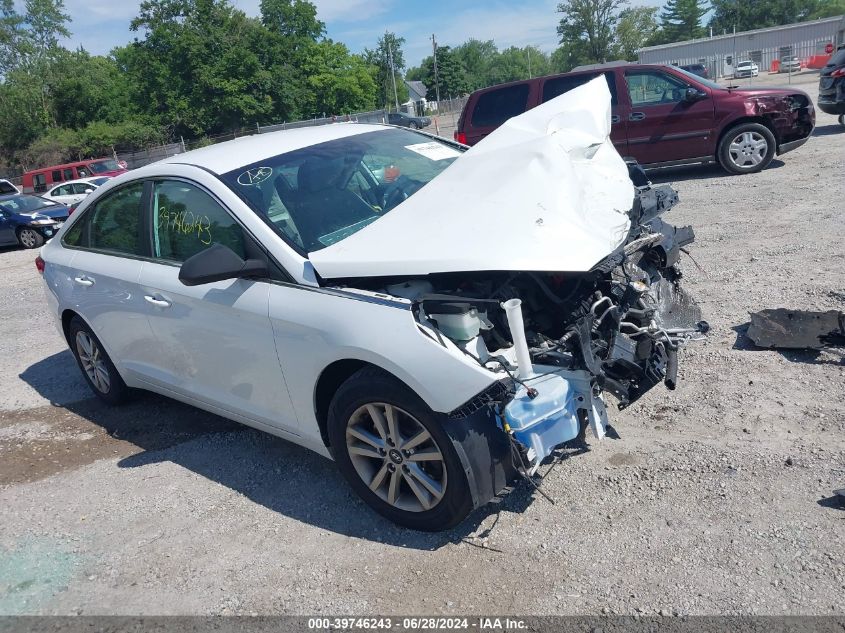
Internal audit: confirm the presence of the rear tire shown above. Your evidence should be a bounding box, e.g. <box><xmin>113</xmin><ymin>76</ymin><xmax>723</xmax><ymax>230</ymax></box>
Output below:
<box><xmin>409</xmin><ymin>121</ymin><xmax>420</xmax><ymax>129</ymax></box>
<box><xmin>717</xmin><ymin>123</ymin><xmax>776</xmax><ymax>174</ymax></box>
<box><xmin>17</xmin><ymin>228</ymin><xmax>44</xmax><ymax>249</ymax></box>
<box><xmin>839</xmin><ymin>114</ymin><xmax>845</xmax><ymax>128</ymax></box>
<box><xmin>68</xmin><ymin>316</ymin><xmax>129</xmax><ymax>405</ymax></box>
<box><xmin>327</xmin><ymin>367</ymin><xmax>473</xmax><ymax>531</ymax></box>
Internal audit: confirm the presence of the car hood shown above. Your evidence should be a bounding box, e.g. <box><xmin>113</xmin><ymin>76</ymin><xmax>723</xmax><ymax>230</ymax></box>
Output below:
<box><xmin>20</xmin><ymin>205</ymin><xmax>68</xmax><ymax>219</ymax></box>
<box><xmin>309</xmin><ymin>77</ymin><xmax>634</xmax><ymax>280</ymax></box>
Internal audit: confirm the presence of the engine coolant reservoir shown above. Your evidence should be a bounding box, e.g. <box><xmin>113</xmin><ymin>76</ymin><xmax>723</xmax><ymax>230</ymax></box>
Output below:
<box><xmin>504</xmin><ymin>373</ymin><xmax>582</xmax><ymax>464</ymax></box>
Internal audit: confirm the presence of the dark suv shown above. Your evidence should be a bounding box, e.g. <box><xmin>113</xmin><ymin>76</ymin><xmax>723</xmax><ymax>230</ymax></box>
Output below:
<box><xmin>387</xmin><ymin>111</ymin><xmax>431</xmax><ymax>129</ymax></box>
<box><xmin>455</xmin><ymin>62</ymin><xmax>815</xmax><ymax>174</ymax></box>
<box><xmin>818</xmin><ymin>44</ymin><xmax>845</xmax><ymax>127</ymax></box>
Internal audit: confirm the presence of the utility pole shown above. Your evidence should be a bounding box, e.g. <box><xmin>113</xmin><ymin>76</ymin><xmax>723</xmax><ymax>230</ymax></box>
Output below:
<box><xmin>527</xmin><ymin>47</ymin><xmax>532</xmax><ymax>79</ymax></box>
<box><xmin>431</xmin><ymin>33</ymin><xmax>441</xmax><ymax>107</ymax></box>
<box><xmin>386</xmin><ymin>31</ymin><xmax>399</xmax><ymax>111</ymax></box>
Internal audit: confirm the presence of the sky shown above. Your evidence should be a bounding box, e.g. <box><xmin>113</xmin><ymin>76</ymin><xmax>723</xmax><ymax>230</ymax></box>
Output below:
<box><xmin>56</xmin><ymin>0</ymin><xmax>660</xmax><ymax>69</ymax></box>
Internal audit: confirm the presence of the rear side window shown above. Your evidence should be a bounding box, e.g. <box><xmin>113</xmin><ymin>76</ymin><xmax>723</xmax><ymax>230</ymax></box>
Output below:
<box><xmin>65</xmin><ymin>183</ymin><xmax>144</xmax><ymax>255</ymax></box>
<box><xmin>63</xmin><ymin>168</ymin><xmax>74</xmax><ymax>181</ymax></box>
<box><xmin>52</xmin><ymin>170</ymin><xmax>62</xmax><ymax>182</ymax></box>
<box><xmin>470</xmin><ymin>84</ymin><xmax>530</xmax><ymax>128</ymax></box>
<box><xmin>542</xmin><ymin>72</ymin><xmax>618</xmax><ymax>105</ymax></box>
<box><xmin>152</xmin><ymin>180</ymin><xmax>247</xmax><ymax>263</ymax></box>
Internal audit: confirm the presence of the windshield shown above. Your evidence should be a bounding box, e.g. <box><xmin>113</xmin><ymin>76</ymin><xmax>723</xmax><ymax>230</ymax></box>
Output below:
<box><xmin>88</xmin><ymin>159</ymin><xmax>121</xmax><ymax>174</ymax></box>
<box><xmin>221</xmin><ymin>128</ymin><xmax>463</xmax><ymax>253</ymax></box>
<box><xmin>0</xmin><ymin>194</ymin><xmax>57</xmax><ymax>214</ymax></box>
<box><xmin>674</xmin><ymin>66</ymin><xmax>722</xmax><ymax>90</ymax></box>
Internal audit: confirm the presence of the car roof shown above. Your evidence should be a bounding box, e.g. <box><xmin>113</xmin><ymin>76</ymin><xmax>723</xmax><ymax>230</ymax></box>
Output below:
<box><xmin>0</xmin><ymin>192</ymin><xmax>35</xmax><ymax>200</ymax></box>
<box><xmin>153</xmin><ymin>123</ymin><xmax>390</xmax><ymax>175</ymax></box>
<box><xmin>571</xmin><ymin>60</ymin><xmax>635</xmax><ymax>71</ymax></box>
<box><xmin>49</xmin><ymin>178</ymin><xmax>100</xmax><ymax>188</ymax></box>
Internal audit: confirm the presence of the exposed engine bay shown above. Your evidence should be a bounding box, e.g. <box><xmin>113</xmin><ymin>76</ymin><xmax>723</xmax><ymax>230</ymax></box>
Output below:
<box><xmin>356</xmin><ymin>174</ymin><xmax>707</xmax><ymax>475</ymax></box>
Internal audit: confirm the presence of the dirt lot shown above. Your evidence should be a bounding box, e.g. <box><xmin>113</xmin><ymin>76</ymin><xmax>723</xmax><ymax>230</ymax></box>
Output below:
<box><xmin>1</xmin><ymin>70</ymin><xmax>843</xmax><ymax>616</ymax></box>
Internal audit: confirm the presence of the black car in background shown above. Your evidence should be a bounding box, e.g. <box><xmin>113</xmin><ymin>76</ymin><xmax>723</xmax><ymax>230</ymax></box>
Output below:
<box><xmin>818</xmin><ymin>44</ymin><xmax>845</xmax><ymax>127</ymax></box>
<box><xmin>679</xmin><ymin>63</ymin><xmax>709</xmax><ymax>79</ymax></box>
<box><xmin>387</xmin><ymin>111</ymin><xmax>431</xmax><ymax>129</ymax></box>
<box><xmin>0</xmin><ymin>193</ymin><xmax>69</xmax><ymax>249</ymax></box>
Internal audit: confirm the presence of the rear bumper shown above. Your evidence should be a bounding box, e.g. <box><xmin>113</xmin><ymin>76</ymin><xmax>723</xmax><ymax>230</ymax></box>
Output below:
<box><xmin>817</xmin><ymin>100</ymin><xmax>845</xmax><ymax>115</ymax></box>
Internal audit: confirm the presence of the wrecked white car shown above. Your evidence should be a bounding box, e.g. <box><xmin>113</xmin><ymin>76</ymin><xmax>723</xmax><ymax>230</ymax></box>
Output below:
<box><xmin>39</xmin><ymin>78</ymin><xmax>705</xmax><ymax>531</ymax></box>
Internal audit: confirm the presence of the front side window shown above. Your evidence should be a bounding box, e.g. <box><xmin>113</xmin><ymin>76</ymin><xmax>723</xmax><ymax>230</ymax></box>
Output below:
<box><xmin>221</xmin><ymin>128</ymin><xmax>462</xmax><ymax>253</ymax></box>
<box><xmin>86</xmin><ymin>183</ymin><xmax>144</xmax><ymax>255</ymax></box>
<box><xmin>625</xmin><ymin>71</ymin><xmax>688</xmax><ymax>106</ymax></box>
<box><xmin>471</xmin><ymin>84</ymin><xmax>530</xmax><ymax>128</ymax></box>
<box><xmin>152</xmin><ymin>180</ymin><xmax>247</xmax><ymax>263</ymax></box>
<box><xmin>88</xmin><ymin>159</ymin><xmax>120</xmax><ymax>174</ymax></box>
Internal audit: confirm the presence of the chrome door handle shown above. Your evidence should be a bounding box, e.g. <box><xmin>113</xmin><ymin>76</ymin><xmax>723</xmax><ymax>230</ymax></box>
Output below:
<box><xmin>629</xmin><ymin>112</ymin><xmax>646</xmax><ymax>121</ymax></box>
<box><xmin>611</xmin><ymin>115</ymin><xmax>621</xmax><ymax>124</ymax></box>
<box><xmin>144</xmin><ymin>295</ymin><xmax>171</xmax><ymax>308</ymax></box>
<box><xmin>73</xmin><ymin>276</ymin><xmax>94</xmax><ymax>287</ymax></box>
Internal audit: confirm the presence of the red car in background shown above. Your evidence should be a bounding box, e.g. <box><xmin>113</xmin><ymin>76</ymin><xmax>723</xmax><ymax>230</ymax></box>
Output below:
<box><xmin>22</xmin><ymin>158</ymin><xmax>128</xmax><ymax>193</ymax></box>
<box><xmin>455</xmin><ymin>62</ymin><xmax>815</xmax><ymax>175</ymax></box>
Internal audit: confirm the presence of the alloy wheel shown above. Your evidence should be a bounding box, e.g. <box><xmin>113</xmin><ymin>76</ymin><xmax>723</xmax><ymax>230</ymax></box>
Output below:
<box><xmin>19</xmin><ymin>229</ymin><xmax>38</xmax><ymax>248</ymax></box>
<box><xmin>75</xmin><ymin>331</ymin><xmax>111</xmax><ymax>393</ymax></box>
<box><xmin>345</xmin><ymin>402</ymin><xmax>447</xmax><ymax>512</ymax></box>
<box><xmin>728</xmin><ymin>131</ymin><xmax>768</xmax><ymax>168</ymax></box>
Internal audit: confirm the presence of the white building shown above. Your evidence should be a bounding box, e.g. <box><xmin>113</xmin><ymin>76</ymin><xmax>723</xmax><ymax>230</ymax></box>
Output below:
<box><xmin>638</xmin><ymin>15</ymin><xmax>845</xmax><ymax>78</ymax></box>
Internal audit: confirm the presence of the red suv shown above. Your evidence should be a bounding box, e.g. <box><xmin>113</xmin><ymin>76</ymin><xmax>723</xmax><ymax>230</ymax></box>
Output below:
<box><xmin>455</xmin><ymin>62</ymin><xmax>815</xmax><ymax>175</ymax></box>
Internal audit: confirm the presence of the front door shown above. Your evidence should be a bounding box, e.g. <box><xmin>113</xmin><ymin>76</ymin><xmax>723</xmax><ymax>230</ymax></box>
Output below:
<box><xmin>622</xmin><ymin>69</ymin><xmax>715</xmax><ymax>165</ymax></box>
<box><xmin>137</xmin><ymin>178</ymin><xmax>298</xmax><ymax>433</ymax></box>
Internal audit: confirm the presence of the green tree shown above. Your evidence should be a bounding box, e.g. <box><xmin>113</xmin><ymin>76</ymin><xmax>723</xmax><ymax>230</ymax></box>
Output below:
<box><xmin>556</xmin><ymin>0</ymin><xmax>629</xmax><ymax>63</ymax></box>
<box><xmin>301</xmin><ymin>40</ymin><xmax>376</xmax><ymax>115</ymax></box>
<box><xmin>655</xmin><ymin>0</ymin><xmax>706</xmax><ymax>43</ymax></box>
<box><xmin>417</xmin><ymin>46</ymin><xmax>469</xmax><ymax>100</ymax></box>
<box><xmin>259</xmin><ymin>0</ymin><xmax>323</xmax><ymax>40</ymax></box>
<box><xmin>363</xmin><ymin>31</ymin><xmax>408</xmax><ymax>109</ymax></box>
<box><xmin>452</xmin><ymin>38</ymin><xmax>497</xmax><ymax>90</ymax></box>
<box><xmin>613</xmin><ymin>6</ymin><xmax>659</xmax><ymax>59</ymax></box>
<box><xmin>708</xmin><ymin>0</ymin><xmax>820</xmax><ymax>34</ymax></box>
<box><xmin>0</xmin><ymin>0</ymin><xmax>28</xmax><ymax>75</ymax></box>
<box><xmin>809</xmin><ymin>0</ymin><xmax>845</xmax><ymax>17</ymax></box>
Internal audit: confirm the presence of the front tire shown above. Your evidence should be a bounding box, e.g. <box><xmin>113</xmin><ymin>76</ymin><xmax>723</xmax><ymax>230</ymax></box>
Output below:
<box><xmin>839</xmin><ymin>114</ymin><xmax>845</xmax><ymax>128</ymax></box>
<box><xmin>718</xmin><ymin>123</ymin><xmax>776</xmax><ymax>174</ymax></box>
<box><xmin>68</xmin><ymin>316</ymin><xmax>129</xmax><ymax>405</ymax></box>
<box><xmin>17</xmin><ymin>228</ymin><xmax>44</xmax><ymax>249</ymax></box>
<box><xmin>327</xmin><ymin>367</ymin><xmax>473</xmax><ymax>531</ymax></box>
<box><xmin>409</xmin><ymin>121</ymin><xmax>420</xmax><ymax>129</ymax></box>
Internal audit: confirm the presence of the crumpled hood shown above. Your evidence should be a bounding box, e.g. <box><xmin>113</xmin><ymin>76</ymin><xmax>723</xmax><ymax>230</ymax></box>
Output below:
<box><xmin>22</xmin><ymin>205</ymin><xmax>68</xmax><ymax>219</ymax></box>
<box><xmin>310</xmin><ymin>77</ymin><xmax>635</xmax><ymax>279</ymax></box>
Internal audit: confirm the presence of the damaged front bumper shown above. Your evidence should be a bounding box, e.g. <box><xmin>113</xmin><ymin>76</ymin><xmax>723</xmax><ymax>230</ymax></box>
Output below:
<box><xmin>442</xmin><ymin>180</ymin><xmax>707</xmax><ymax>477</ymax></box>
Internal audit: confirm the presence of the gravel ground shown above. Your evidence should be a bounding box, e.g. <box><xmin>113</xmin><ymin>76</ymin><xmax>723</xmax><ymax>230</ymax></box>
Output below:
<box><xmin>0</xmin><ymin>70</ymin><xmax>843</xmax><ymax>616</ymax></box>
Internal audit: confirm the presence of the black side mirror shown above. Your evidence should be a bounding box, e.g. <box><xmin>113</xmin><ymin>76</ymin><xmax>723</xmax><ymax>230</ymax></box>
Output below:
<box><xmin>684</xmin><ymin>87</ymin><xmax>706</xmax><ymax>103</ymax></box>
<box><xmin>178</xmin><ymin>243</ymin><xmax>268</xmax><ymax>286</ymax></box>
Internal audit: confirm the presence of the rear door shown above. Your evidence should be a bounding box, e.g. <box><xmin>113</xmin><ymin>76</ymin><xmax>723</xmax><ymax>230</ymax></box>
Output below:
<box><xmin>463</xmin><ymin>81</ymin><xmax>535</xmax><ymax>145</ymax></box>
<box><xmin>622</xmin><ymin>68</ymin><xmax>715</xmax><ymax>165</ymax></box>
<box><xmin>539</xmin><ymin>71</ymin><xmax>627</xmax><ymax>156</ymax></box>
<box><xmin>136</xmin><ymin>178</ymin><xmax>298</xmax><ymax>433</ymax></box>
<box><xmin>61</xmin><ymin>181</ymin><xmax>160</xmax><ymax>378</ymax></box>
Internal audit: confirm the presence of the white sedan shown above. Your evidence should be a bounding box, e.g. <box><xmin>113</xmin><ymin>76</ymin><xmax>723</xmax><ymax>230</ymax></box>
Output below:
<box><xmin>38</xmin><ymin>79</ymin><xmax>704</xmax><ymax>530</ymax></box>
<box><xmin>42</xmin><ymin>178</ymin><xmax>106</xmax><ymax>206</ymax></box>
<box><xmin>734</xmin><ymin>60</ymin><xmax>759</xmax><ymax>78</ymax></box>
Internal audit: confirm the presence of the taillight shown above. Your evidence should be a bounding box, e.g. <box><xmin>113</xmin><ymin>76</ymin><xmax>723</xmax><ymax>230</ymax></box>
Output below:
<box><xmin>35</xmin><ymin>256</ymin><xmax>45</xmax><ymax>274</ymax></box>
<box><xmin>68</xmin><ymin>204</ymin><xmax>77</xmax><ymax>215</ymax></box>
<box><xmin>454</xmin><ymin>131</ymin><xmax>467</xmax><ymax>144</ymax></box>
<box><xmin>831</xmin><ymin>68</ymin><xmax>845</xmax><ymax>78</ymax></box>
